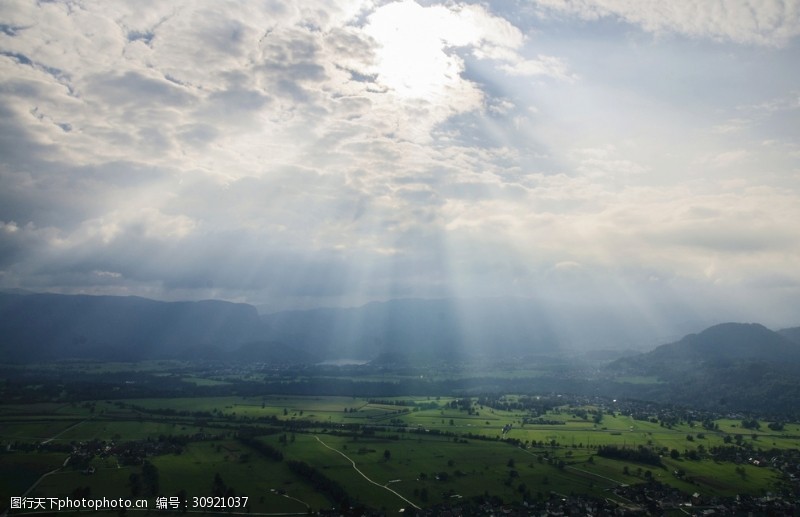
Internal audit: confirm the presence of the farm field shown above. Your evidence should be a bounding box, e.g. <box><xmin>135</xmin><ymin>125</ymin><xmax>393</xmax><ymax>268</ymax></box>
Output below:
<box><xmin>1</xmin><ymin>361</ymin><xmax>798</xmax><ymax>515</ymax></box>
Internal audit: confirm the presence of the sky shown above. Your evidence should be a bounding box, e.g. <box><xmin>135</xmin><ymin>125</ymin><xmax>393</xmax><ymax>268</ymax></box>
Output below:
<box><xmin>1</xmin><ymin>0</ymin><xmax>799</xmax><ymax>326</ymax></box>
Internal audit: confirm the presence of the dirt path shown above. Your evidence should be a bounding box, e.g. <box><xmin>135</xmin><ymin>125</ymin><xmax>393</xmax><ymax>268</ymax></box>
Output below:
<box><xmin>41</xmin><ymin>418</ymin><xmax>89</xmax><ymax>444</ymax></box>
<box><xmin>0</xmin><ymin>421</ymin><xmax>90</xmax><ymax>517</ymax></box>
<box><xmin>281</xmin><ymin>493</ymin><xmax>309</xmax><ymax>509</ymax></box>
<box><xmin>314</xmin><ymin>435</ymin><xmax>420</xmax><ymax>510</ymax></box>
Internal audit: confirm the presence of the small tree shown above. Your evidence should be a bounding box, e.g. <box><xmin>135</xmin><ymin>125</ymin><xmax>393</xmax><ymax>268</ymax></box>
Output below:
<box><xmin>141</xmin><ymin>461</ymin><xmax>160</xmax><ymax>496</ymax></box>
<box><xmin>128</xmin><ymin>473</ymin><xmax>141</xmax><ymax>497</ymax></box>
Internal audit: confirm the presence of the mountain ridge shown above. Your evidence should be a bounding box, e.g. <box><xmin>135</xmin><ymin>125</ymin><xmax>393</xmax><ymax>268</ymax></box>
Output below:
<box><xmin>0</xmin><ymin>292</ymin><xmax>267</xmax><ymax>362</ymax></box>
<box><xmin>2</xmin><ymin>292</ymin><xmax>798</xmax><ymax>370</ymax></box>
<box><xmin>613</xmin><ymin>322</ymin><xmax>800</xmax><ymax>374</ymax></box>
<box><xmin>606</xmin><ymin>322</ymin><xmax>800</xmax><ymax>412</ymax></box>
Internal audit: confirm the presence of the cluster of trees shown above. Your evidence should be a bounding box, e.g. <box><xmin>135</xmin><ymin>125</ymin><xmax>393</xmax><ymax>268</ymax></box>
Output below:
<box><xmin>238</xmin><ymin>436</ymin><xmax>284</xmax><ymax>462</ymax></box>
<box><xmin>212</xmin><ymin>473</ymin><xmax>237</xmax><ymax>498</ymax></box>
<box><xmin>741</xmin><ymin>418</ymin><xmax>760</xmax><ymax>430</ymax></box>
<box><xmin>129</xmin><ymin>461</ymin><xmax>159</xmax><ymax>497</ymax></box>
<box><xmin>596</xmin><ymin>445</ymin><xmax>662</xmax><ymax>467</ymax></box>
<box><xmin>522</xmin><ymin>417</ymin><xmax>565</xmax><ymax>426</ymax></box>
<box><xmin>448</xmin><ymin>398</ymin><xmax>476</xmax><ymax>413</ymax></box>
<box><xmin>286</xmin><ymin>460</ymin><xmax>350</xmax><ymax>507</ymax></box>
<box><xmin>572</xmin><ymin>408</ymin><xmax>604</xmax><ymax>424</ymax></box>
<box><xmin>476</xmin><ymin>394</ymin><xmax>559</xmax><ymax>414</ymax></box>
<box><xmin>367</xmin><ymin>398</ymin><xmax>417</xmax><ymax>406</ymax></box>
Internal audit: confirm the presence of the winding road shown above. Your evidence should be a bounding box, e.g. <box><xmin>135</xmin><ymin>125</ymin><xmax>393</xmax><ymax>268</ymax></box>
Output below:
<box><xmin>314</xmin><ymin>435</ymin><xmax>420</xmax><ymax>510</ymax></box>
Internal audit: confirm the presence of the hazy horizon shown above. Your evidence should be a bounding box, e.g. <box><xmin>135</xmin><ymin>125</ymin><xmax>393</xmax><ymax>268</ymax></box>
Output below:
<box><xmin>2</xmin><ymin>1</ymin><xmax>799</xmax><ymax>328</ymax></box>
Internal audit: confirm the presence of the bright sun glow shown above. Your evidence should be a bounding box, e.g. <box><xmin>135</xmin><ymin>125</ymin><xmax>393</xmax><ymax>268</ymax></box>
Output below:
<box><xmin>364</xmin><ymin>1</ymin><xmax>480</xmax><ymax>99</ymax></box>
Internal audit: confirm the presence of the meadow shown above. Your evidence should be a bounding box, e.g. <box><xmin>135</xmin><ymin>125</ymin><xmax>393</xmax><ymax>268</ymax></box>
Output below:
<box><xmin>2</xmin><ymin>386</ymin><xmax>794</xmax><ymax>515</ymax></box>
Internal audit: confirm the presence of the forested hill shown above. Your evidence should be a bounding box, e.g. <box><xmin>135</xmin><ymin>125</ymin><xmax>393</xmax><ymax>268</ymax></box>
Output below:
<box><xmin>612</xmin><ymin>322</ymin><xmax>800</xmax><ymax>373</ymax></box>
<box><xmin>779</xmin><ymin>325</ymin><xmax>800</xmax><ymax>345</ymax></box>
<box><xmin>608</xmin><ymin>323</ymin><xmax>800</xmax><ymax>412</ymax></box>
<box><xmin>0</xmin><ymin>292</ymin><xmax>269</xmax><ymax>362</ymax></box>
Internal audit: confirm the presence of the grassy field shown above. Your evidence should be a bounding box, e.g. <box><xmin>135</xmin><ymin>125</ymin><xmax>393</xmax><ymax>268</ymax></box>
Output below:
<box><xmin>0</xmin><ymin>452</ymin><xmax>66</xmax><ymax>512</ymax></box>
<box><xmin>1</xmin><ymin>392</ymin><xmax>794</xmax><ymax>513</ymax></box>
<box><xmin>256</xmin><ymin>432</ymin><xmax>580</xmax><ymax>509</ymax></box>
<box><xmin>152</xmin><ymin>441</ymin><xmax>332</xmax><ymax>513</ymax></box>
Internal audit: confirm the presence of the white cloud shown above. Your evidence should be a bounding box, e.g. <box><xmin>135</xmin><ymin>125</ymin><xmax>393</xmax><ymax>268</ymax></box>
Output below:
<box><xmin>699</xmin><ymin>149</ymin><xmax>751</xmax><ymax>168</ymax></box>
<box><xmin>498</xmin><ymin>54</ymin><xmax>576</xmax><ymax>81</ymax></box>
<box><xmin>487</xmin><ymin>97</ymin><xmax>516</xmax><ymax>115</ymax></box>
<box><xmin>712</xmin><ymin>118</ymin><xmax>751</xmax><ymax>134</ymax></box>
<box><xmin>533</xmin><ymin>0</ymin><xmax>800</xmax><ymax>46</ymax></box>
<box><xmin>363</xmin><ymin>1</ymin><xmax>574</xmax><ymax>101</ymax></box>
<box><xmin>0</xmin><ymin>0</ymin><xmax>798</xmax><ymax>323</ymax></box>
<box><xmin>739</xmin><ymin>90</ymin><xmax>800</xmax><ymax>112</ymax></box>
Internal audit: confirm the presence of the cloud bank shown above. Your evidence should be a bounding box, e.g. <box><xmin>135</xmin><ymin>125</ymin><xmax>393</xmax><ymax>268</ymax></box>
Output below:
<box><xmin>1</xmin><ymin>0</ymin><xmax>799</xmax><ymax>328</ymax></box>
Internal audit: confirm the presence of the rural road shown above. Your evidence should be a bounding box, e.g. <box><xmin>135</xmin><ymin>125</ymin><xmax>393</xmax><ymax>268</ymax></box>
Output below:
<box><xmin>0</xmin><ymin>420</ymin><xmax>88</xmax><ymax>517</ymax></box>
<box><xmin>314</xmin><ymin>435</ymin><xmax>421</xmax><ymax>510</ymax></box>
<box><xmin>41</xmin><ymin>418</ymin><xmax>89</xmax><ymax>444</ymax></box>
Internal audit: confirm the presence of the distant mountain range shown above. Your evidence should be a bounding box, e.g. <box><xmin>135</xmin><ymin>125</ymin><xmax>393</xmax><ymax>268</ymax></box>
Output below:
<box><xmin>608</xmin><ymin>322</ymin><xmax>800</xmax><ymax>412</ymax></box>
<box><xmin>259</xmin><ymin>296</ymin><xmax>711</xmax><ymax>361</ymax></box>
<box><xmin>0</xmin><ymin>292</ymin><xmax>275</xmax><ymax>362</ymax></box>
<box><xmin>1</xmin><ymin>291</ymin><xmax>798</xmax><ymax>369</ymax></box>
<box><xmin>3</xmin><ymin>291</ymin><xmax>800</xmax><ymax>412</ymax></box>
<box><xmin>613</xmin><ymin>322</ymin><xmax>800</xmax><ymax>372</ymax></box>
<box><xmin>0</xmin><ymin>292</ymin><xmax>663</xmax><ymax>363</ymax></box>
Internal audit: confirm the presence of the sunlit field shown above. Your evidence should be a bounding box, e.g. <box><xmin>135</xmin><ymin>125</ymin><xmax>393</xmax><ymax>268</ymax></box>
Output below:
<box><xmin>3</xmin><ymin>383</ymin><xmax>795</xmax><ymax>515</ymax></box>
